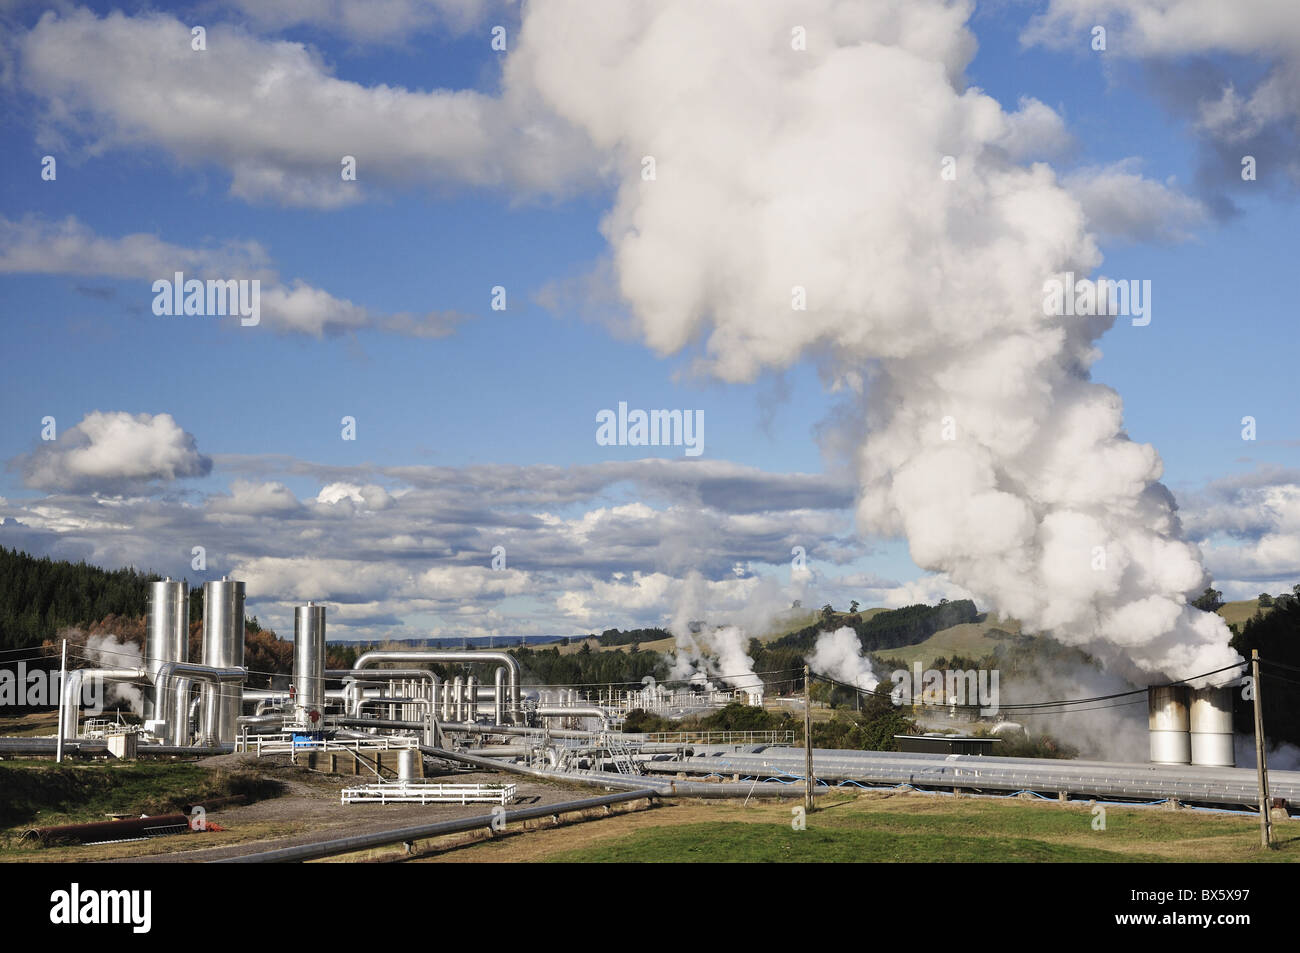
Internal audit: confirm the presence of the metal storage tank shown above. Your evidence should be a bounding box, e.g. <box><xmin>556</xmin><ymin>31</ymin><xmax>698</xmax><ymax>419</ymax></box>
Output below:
<box><xmin>1190</xmin><ymin>685</ymin><xmax>1235</xmax><ymax>767</ymax></box>
<box><xmin>1148</xmin><ymin>685</ymin><xmax>1191</xmax><ymax>765</ymax></box>
<box><xmin>293</xmin><ymin>603</ymin><xmax>326</xmax><ymax>729</ymax></box>
<box><xmin>144</xmin><ymin>579</ymin><xmax>188</xmax><ymax>721</ymax></box>
<box><xmin>397</xmin><ymin>748</ymin><xmax>418</xmax><ymax>781</ymax></box>
<box><xmin>201</xmin><ymin>578</ymin><xmax>245</xmax><ymax>743</ymax></box>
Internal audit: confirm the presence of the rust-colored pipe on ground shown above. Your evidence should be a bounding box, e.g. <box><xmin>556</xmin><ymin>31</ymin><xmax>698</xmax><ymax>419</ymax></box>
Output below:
<box><xmin>21</xmin><ymin>813</ymin><xmax>191</xmax><ymax>845</ymax></box>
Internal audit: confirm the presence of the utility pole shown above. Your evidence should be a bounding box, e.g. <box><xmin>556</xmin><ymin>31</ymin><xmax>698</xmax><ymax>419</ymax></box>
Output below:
<box><xmin>803</xmin><ymin>664</ymin><xmax>814</xmax><ymax>812</ymax></box>
<box><xmin>55</xmin><ymin>638</ymin><xmax>67</xmax><ymax>764</ymax></box>
<box><xmin>1251</xmin><ymin>650</ymin><xmax>1273</xmax><ymax>849</ymax></box>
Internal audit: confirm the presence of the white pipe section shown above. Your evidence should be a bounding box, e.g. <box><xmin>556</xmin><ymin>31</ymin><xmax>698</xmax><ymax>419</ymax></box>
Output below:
<box><xmin>237</xmin><ymin>714</ymin><xmax>284</xmax><ymax>729</ymax></box>
<box><xmin>536</xmin><ymin>706</ymin><xmax>610</xmax><ymax>729</ymax></box>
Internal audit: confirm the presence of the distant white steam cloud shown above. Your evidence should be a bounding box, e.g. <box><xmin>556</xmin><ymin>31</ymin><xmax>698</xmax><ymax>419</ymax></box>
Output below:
<box><xmin>808</xmin><ymin>626</ymin><xmax>878</xmax><ymax>690</ymax></box>
<box><xmin>665</xmin><ymin>570</ymin><xmax>783</xmax><ymax>692</ymax></box>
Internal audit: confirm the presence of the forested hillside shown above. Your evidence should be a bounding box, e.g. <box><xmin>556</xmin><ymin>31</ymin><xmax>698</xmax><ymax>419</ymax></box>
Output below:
<box><xmin>0</xmin><ymin>546</ymin><xmax>160</xmax><ymax>650</ymax></box>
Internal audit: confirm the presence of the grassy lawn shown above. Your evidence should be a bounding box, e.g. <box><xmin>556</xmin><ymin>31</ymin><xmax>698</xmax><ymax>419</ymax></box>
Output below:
<box><xmin>422</xmin><ymin>793</ymin><xmax>1300</xmax><ymax>864</ymax></box>
<box><xmin>544</xmin><ymin>822</ymin><xmax>1134</xmax><ymax>862</ymax></box>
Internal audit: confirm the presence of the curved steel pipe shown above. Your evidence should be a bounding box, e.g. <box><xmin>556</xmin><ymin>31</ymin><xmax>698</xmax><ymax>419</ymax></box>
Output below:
<box><xmin>58</xmin><ymin>668</ymin><xmax>149</xmax><ymax>742</ymax></box>
<box><xmin>328</xmin><ymin>670</ymin><xmax>438</xmax><ymax>716</ymax></box>
<box><xmin>154</xmin><ymin>661</ymin><xmax>246</xmax><ymax>745</ymax></box>
<box><xmin>353</xmin><ymin>650</ymin><xmax>520</xmax><ymax>723</ymax></box>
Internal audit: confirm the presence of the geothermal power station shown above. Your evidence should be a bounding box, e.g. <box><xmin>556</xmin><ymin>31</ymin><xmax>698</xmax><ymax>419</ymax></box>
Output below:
<box><xmin>8</xmin><ymin>575</ymin><xmax>1291</xmax><ymax>825</ymax></box>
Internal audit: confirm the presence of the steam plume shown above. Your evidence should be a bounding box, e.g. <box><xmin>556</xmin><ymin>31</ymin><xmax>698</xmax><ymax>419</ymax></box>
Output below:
<box><xmin>514</xmin><ymin>0</ymin><xmax>1239</xmax><ymax>684</ymax></box>
<box><xmin>84</xmin><ymin>632</ymin><xmax>145</xmax><ymax>715</ymax></box>
<box><xmin>808</xmin><ymin>626</ymin><xmax>878</xmax><ymax>690</ymax></box>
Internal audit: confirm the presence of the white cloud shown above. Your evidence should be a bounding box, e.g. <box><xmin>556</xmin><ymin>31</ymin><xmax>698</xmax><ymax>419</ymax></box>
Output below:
<box><xmin>17</xmin><ymin>411</ymin><xmax>211</xmax><ymax>492</ymax></box>
<box><xmin>0</xmin><ymin>215</ymin><xmax>472</xmax><ymax>338</ymax></box>
<box><xmin>316</xmin><ymin>482</ymin><xmax>395</xmax><ymax>509</ymax></box>
<box><xmin>209</xmin><ymin>480</ymin><xmax>302</xmax><ymax>517</ymax></box>
<box><xmin>1023</xmin><ymin>1</ymin><xmax>1300</xmax><ymax>58</ymax></box>
<box><xmin>0</xmin><ymin>215</ymin><xmax>268</xmax><ymax>279</ymax></box>
<box><xmin>1063</xmin><ymin>159</ymin><xmax>1208</xmax><ymax>243</ymax></box>
<box><xmin>1024</xmin><ymin>1</ymin><xmax>1300</xmax><ymax>193</ymax></box>
<box><xmin>997</xmin><ymin>96</ymin><xmax>1074</xmax><ymax>161</ymax></box>
<box><xmin>1183</xmin><ymin>469</ymin><xmax>1300</xmax><ymax>590</ymax></box>
<box><xmin>20</xmin><ymin>9</ymin><xmax>594</xmax><ymax>208</ymax></box>
<box><xmin>0</xmin><ymin>450</ymin><xmax>877</xmax><ymax>640</ymax></box>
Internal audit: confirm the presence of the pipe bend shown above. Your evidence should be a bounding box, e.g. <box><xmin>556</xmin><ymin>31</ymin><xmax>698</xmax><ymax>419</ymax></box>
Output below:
<box><xmin>352</xmin><ymin>650</ymin><xmax>521</xmax><ymax>723</ymax></box>
<box><xmin>59</xmin><ymin>668</ymin><xmax>149</xmax><ymax>742</ymax></box>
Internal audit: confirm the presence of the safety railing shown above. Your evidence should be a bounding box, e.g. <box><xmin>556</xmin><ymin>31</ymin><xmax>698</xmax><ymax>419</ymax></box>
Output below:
<box><xmin>341</xmin><ymin>782</ymin><xmax>518</xmax><ymax>806</ymax></box>
<box><xmin>236</xmin><ymin>733</ymin><xmax>419</xmax><ymax>757</ymax></box>
<box><xmin>637</xmin><ymin>730</ymin><xmax>795</xmax><ymax>746</ymax></box>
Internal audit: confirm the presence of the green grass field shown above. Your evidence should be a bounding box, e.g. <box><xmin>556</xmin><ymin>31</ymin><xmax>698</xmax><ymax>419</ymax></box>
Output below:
<box><xmin>484</xmin><ymin>795</ymin><xmax>1299</xmax><ymax>864</ymax></box>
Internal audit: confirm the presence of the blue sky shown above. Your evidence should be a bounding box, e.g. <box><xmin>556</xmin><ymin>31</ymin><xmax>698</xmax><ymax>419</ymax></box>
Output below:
<box><xmin>1</xmin><ymin>0</ymin><xmax>1298</xmax><ymax>652</ymax></box>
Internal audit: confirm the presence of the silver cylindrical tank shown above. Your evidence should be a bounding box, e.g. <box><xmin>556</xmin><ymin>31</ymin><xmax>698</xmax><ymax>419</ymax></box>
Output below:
<box><xmin>1148</xmin><ymin>685</ymin><xmax>1191</xmax><ymax>765</ymax></box>
<box><xmin>144</xmin><ymin>579</ymin><xmax>188</xmax><ymax>721</ymax></box>
<box><xmin>201</xmin><ymin>578</ymin><xmax>245</xmax><ymax>743</ymax></box>
<box><xmin>1189</xmin><ymin>685</ymin><xmax>1235</xmax><ymax>766</ymax></box>
<box><xmin>293</xmin><ymin>603</ymin><xmax>326</xmax><ymax>729</ymax></box>
<box><xmin>397</xmin><ymin>748</ymin><xmax>418</xmax><ymax>781</ymax></box>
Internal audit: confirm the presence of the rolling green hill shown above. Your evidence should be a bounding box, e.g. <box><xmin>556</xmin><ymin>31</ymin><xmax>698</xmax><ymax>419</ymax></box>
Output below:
<box><xmin>1217</xmin><ymin>598</ymin><xmax>1270</xmax><ymax>631</ymax></box>
<box><xmin>876</xmin><ymin>616</ymin><xmax>1023</xmax><ymax>666</ymax></box>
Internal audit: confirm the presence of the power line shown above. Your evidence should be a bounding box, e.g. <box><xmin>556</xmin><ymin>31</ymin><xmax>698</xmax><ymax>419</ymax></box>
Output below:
<box><xmin>808</xmin><ymin>660</ymin><xmax>1251</xmax><ymax>715</ymax></box>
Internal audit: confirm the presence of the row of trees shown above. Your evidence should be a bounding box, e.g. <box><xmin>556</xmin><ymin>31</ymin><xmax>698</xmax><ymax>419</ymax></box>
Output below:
<box><xmin>508</xmin><ymin>644</ymin><xmax>669</xmax><ymax>688</ymax></box>
<box><xmin>593</xmin><ymin>626</ymin><xmax>671</xmax><ymax>647</ymax></box>
<box><xmin>1228</xmin><ymin>585</ymin><xmax>1300</xmax><ymax>747</ymax></box>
